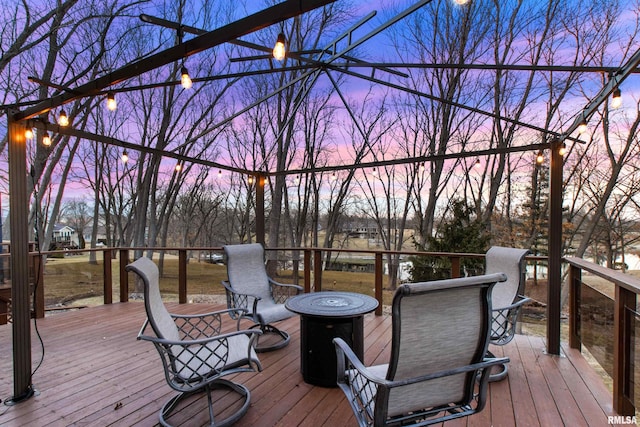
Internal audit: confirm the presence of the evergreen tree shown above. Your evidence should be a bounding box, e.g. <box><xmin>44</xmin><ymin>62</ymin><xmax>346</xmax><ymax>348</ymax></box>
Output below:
<box><xmin>409</xmin><ymin>199</ymin><xmax>490</xmax><ymax>281</ymax></box>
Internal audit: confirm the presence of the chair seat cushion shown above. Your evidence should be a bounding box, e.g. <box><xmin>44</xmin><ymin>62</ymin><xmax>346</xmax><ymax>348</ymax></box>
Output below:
<box><xmin>256</xmin><ymin>302</ymin><xmax>296</xmax><ymax>324</ymax></box>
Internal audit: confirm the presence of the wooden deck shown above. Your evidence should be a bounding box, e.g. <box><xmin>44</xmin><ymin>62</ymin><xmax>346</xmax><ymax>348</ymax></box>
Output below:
<box><xmin>0</xmin><ymin>302</ymin><xmax>616</xmax><ymax>426</ymax></box>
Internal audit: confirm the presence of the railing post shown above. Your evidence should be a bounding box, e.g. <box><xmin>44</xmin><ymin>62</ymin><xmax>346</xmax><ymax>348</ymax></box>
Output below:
<box><xmin>178</xmin><ymin>249</ymin><xmax>187</xmax><ymax>304</ymax></box>
<box><xmin>103</xmin><ymin>249</ymin><xmax>112</xmax><ymax>305</ymax></box>
<box><xmin>450</xmin><ymin>256</ymin><xmax>461</xmax><ymax>278</ymax></box>
<box><xmin>613</xmin><ymin>285</ymin><xmax>636</xmax><ymax>415</ymax></box>
<box><xmin>119</xmin><ymin>249</ymin><xmax>129</xmax><ymax>302</ymax></box>
<box><xmin>32</xmin><ymin>254</ymin><xmax>45</xmax><ymax>319</ymax></box>
<box><xmin>568</xmin><ymin>264</ymin><xmax>580</xmax><ymax>349</ymax></box>
<box><xmin>304</xmin><ymin>249</ymin><xmax>311</xmax><ymax>293</ymax></box>
<box><xmin>374</xmin><ymin>252</ymin><xmax>383</xmax><ymax>316</ymax></box>
<box><xmin>313</xmin><ymin>249</ymin><xmax>322</xmax><ymax>292</ymax></box>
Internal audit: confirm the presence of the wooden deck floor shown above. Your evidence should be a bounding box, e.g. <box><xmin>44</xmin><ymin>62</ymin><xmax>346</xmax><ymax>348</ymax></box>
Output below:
<box><xmin>0</xmin><ymin>302</ymin><xmax>616</xmax><ymax>426</ymax></box>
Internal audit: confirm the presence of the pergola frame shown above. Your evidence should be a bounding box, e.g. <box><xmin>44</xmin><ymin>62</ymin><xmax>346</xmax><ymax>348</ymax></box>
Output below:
<box><xmin>5</xmin><ymin>0</ymin><xmax>640</xmax><ymax>404</ymax></box>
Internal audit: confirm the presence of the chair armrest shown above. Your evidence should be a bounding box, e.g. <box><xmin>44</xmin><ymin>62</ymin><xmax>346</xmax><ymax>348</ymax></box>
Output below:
<box><xmin>334</xmin><ymin>337</ymin><xmax>389</xmax><ymax>386</ymax></box>
<box><xmin>138</xmin><ymin>328</ymin><xmax>263</xmax><ymax>389</ymax></box>
<box><xmin>221</xmin><ymin>280</ymin><xmax>261</xmax><ymax>318</ymax></box>
<box><xmin>493</xmin><ymin>294</ymin><xmax>530</xmax><ymax>313</ymax></box>
<box><xmin>268</xmin><ymin>278</ymin><xmax>303</xmax><ymax>304</ymax></box>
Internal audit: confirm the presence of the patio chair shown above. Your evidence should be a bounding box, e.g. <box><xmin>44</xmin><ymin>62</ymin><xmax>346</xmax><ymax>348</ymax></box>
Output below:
<box><xmin>485</xmin><ymin>246</ymin><xmax>531</xmax><ymax>381</ymax></box>
<box><xmin>127</xmin><ymin>257</ymin><xmax>262</xmax><ymax>427</ymax></box>
<box><xmin>221</xmin><ymin>243</ymin><xmax>303</xmax><ymax>352</ymax></box>
<box><xmin>334</xmin><ymin>273</ymin><xmax>509</xmax><ymax>427</ymax></box>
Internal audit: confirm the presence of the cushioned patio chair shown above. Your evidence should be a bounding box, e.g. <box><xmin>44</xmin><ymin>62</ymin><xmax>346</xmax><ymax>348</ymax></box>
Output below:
<box><xmin>485</xmin><ymin>246</ymin><xmax>531</xmax><ymax>381</ymax></box>
<box><xmin>222</xmin><ymin>243</ymin><xmax>303</xmax><ymax>352</ymax></box>
<box><xmin>334</xmin><ymin>273</ymin><xmax>509</xmax><ymax>427</ymax></box>
<box><xmin>127</xmin><ymin>257</ymin><xmax>262</xmax><ymax>427</ymax></box>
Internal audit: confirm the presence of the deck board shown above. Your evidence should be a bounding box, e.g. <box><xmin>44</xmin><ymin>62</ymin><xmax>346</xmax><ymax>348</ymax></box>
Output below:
<box><xmin>0</xmin><ymin>302</ymin><xmax>617</xmax><ymax>426</ymax></box>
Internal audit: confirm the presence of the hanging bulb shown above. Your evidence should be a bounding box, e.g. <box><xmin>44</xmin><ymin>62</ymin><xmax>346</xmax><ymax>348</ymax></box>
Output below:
<box><xmin>42</xmin><ymin>132</ymin><xmax>52</xmax><ymax>147</ymax></box>
<box><xmin>475</xmin><ymin>158</ymin><xmax>482</xmax><ymax>169</ymax></box>
<box><xmin>330</xmin><ymin>172</ymin><xmax>337</xmax><ymax>181</ymax></box>
<box><xmin>295</xmin><ymin>175</ymin><xmax>300</xmax><ymax>184</ymax></box>
<box><xmin>181</xmin><ymin>66</ymin><xmax>192</xmax><ymax>89</ymax></box>
<box><xmin>419</xmin><ymin>163</ymin><xmax>425</xmax><ymax>172</ymax></box>
<box><xmin>121</xmin><ymin>149</ymin><xmax>129</xmax><ymax>163</ymax></box>
<box><xmin>577</xmin><ymin>119</ymin><xmax>588</xmax><ymax>135</ymax></box>
<box><xmin>453</xmin><ymin>0</ymin><xmax>470</xmax><ymax>4</ymax></box>
<box><xmin>175</xmin><ymin>163</ymin><xmax>182</xmax><ymax>172</ymax></box>
<box><xmin>536</xmin><ymin>150</ymin><xmax>544</xmax><ymax>165</ymax></box>
<box><xmin>217</xmin><ymin>169</ymin><xmax>222</xmax><ymax>178</ymax></box>
<box><xmin>611</xmin><ymin>88</ymin><xmax>622</xmax><ymax>109</ymax></box>
<box><xmin>558</xmin><ymin>143</ymin><xmax>567</xmax><ymax>156</ymax></box>
<box><xmin>248</xmin><ymin>175</ymin><xmax>254</xmax><ymax>185</ymax></box>
<box><xmin>25</xmin><ymin>128</ymin><xmax>34</xmax><ymax>139</ymax></box>
<box><xmin>106</xmin><ymin>92</ymin><xmax>117</xmax><ymax>111</ymax></box>
<box><xmin>372</xmin><ymin>167</ymin><xmax>377</xmax><ymax>176</ymax></box>
<box><xmin>58</xmin><ymin>110</ymin><xmax>69</xmax><ymax>127</ymax></box>
<box><xmin>273</xmin><ymin>33</ymin><xmax>286</xmax><ymax>61</ymax></box>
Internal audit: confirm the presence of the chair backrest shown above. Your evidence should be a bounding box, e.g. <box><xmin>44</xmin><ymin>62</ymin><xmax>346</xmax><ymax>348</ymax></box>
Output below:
<box><xmin>223</xmin><ymin>243</ymin><xmax>272</xmax><ymax>301</ymax></box>
<box><xmin>485</xmin><ymin>246</ymin><xmax>529</xmax><ymax>310</ymax></box>
<box><xmin>126</xmin><ymin>257</ymin><xmax>180</xmax><ymax>341</ymax></box>
<box><xmin>383</xmin><ymin>273</ymin><xmax>506</xmax><ymax>417</ymax></box>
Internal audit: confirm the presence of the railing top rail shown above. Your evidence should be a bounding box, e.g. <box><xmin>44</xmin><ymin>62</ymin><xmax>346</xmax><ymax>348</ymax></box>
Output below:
<box><xmin>565</xmin><ymin>256</ymin><xmax>640</xmax><ymax>295</ymax></box>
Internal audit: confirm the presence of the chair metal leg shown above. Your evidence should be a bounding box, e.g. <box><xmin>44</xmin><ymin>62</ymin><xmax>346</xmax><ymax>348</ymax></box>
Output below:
<box><xmin>486</xmin><ymin>350</ymin><xmax>509</xmax><ymax>382</ymax></box>
<box><xmin>159</xmin><ymin>379</ymin><xmax>251</xmax><ymax>427</ymax></box>
<box><xmin>251</xmin><ymin>323</ymin><xmax>291</xmax><ymax>353</ymax></box>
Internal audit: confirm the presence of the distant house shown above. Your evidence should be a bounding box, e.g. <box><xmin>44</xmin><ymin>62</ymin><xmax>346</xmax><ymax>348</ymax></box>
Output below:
<box><xmin>52</xmin><ymin>224</ymin><xmax>79</xmax><ymax>249</ymax></box>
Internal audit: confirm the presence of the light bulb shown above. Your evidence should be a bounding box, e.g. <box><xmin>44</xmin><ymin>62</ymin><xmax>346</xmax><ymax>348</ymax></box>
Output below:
<box><xmin>558</xmin><ymin>143</ymin><xmax>567</xmax><ymax>156</ymax></box>
<box><xmin>217</xmin><ymin>170</ymin><xmax>222</xmax><ymax>178</ymax></box>
<box><xmin>175</xmin><ymin>163</ymin><xmax>182</xmax><ymax>172</ymax></box>
<box><xmin>611</xmin><ymin>88</ymin><xmax>622</xmax><ymax>109</ymax></box>
<box><xmin>331</xmin><ymin>172</ymin><xmax>337</xmax><ymax>181</ymax></box>
<box><xmin>25</xmin><ymin>128</ymin><xmax>34</xmax><ymax>139</ymax></box>
<box><xmin>181</xmin><ymin>66</ymin><xmax>192</xmax><ymax>89</ymax></box>
<box><xmin>121</xmin><ymin>149</ymin><xmax>129</xmax><ymax>163</ymax></box>
<box><xmin>372</xmin><ymin>168</ymin><xmax>377</xmax><ymax>176</ymax></box>
<box><xmin>577</xmin><ymin>120</ymin><xmax>588</xmax><ymax>135</ymax></box>
<box><xmin>106</xmin><ymin>92</ymin><xmax>117</xmax><ymax>111</ymax></box>
<box><xmin>273</xmin><ymin>33</ymin><xmax>286</xmax><ymax>61</ymax></box>
<box><xmin>475</xmin><ymin>158</ymin><xmax>482</xmax><ymax>168</ymax></box>
<box><xmin>536</xmin><ymin>151</ymin><xmax>544</xmax><ymax>165</ymax></box>
<box><xmin>453</xmin><ymin>0</ymin><xmax>470</xmax><ymax>4</ymax></box>
<box><xmin>42</xmin><ymin>132</ymin><xmax>52</xmax><ymax>147</ymax></box>
<box><xmin>58</xmin><ymin>110</ymin><xmax>69</xmax><ymax>127</ymax></box>
<box><xmin>248</xmin><ymin>175</ymin><xmax>254</xmax><ymax>185</ymax></box>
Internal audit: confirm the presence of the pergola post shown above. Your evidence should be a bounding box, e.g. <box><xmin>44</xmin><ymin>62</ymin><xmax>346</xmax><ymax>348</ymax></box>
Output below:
<box><xmin>547</xmin><ymin>139</ymin><xmax>563</xmax><ymax>355</ymax></box>
<box><xmin>7</xmin><ymin>114</ymin><xmax>35</xmax><ymax>403</ymax></box>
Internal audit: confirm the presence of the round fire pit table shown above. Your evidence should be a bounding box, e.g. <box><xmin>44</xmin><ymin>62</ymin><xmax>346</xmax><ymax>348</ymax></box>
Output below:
<box><xmin>285</xmin><ymin>291</ymin><xmax>378</xmax><ymax>387</ymax></box>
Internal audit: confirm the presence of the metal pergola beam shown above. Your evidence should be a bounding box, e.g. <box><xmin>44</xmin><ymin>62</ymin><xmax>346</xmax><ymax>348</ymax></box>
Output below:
<box><xmin>6</xmin><ymin>0</ymin><xmax>338</xmax><ymax>403</ymax></box>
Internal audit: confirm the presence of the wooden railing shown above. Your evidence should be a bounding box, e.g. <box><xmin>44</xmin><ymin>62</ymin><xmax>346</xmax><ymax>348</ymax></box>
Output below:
<box><xmin>566</xmin><ymin>256</ymin><xmax>639</xmax><ymax>416</ymax></box>
<box><xmin>1</xmin><ymin>246</ymin><xmax>488</xmax><ymax>321</ymax></box>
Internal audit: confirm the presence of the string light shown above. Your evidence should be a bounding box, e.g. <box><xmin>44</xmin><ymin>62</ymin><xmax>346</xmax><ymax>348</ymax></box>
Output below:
<box><xmin>419</xmin><ymin>163</ymin><xmax>425</xmax><ymax>172</ymax></box>
<box><xmin>475</xmin><ymin>158</ymin><xmax>482</xmax><ymax>169</ymax></box>
<box><xmin>58</xmin><ymin>110</ymin><xmax>69</xmax><ymax>127</ymax></box>
<box><xmin>217</xmin><ymin>169</ymin><xmax>222</xmax><ymax>178</ymax></box>
<box><xmin>25</xmin><ymin>128</ymin><xmax>34</xmax><ymax>139</ymax></box>
<box><xmin>330</xmin><ymin>172</ymin><xmax>337</xmax><ymax>181</ymax></box>
<box><xmin>273</xmin><ymin>33</ymin><xmax>286</xmax><ymax>61</ymax></box>
<box><xmin>611</xmin><ymin>88</ymin><xmax>622</xmax><ymax>109</ymax></box>
<box><xmin>121</xmin><ymin>149</ymin><xmax>129</xmax><ymax>163</ymax></box>
<box><xmin>181</xmin><ymin>66</ymin><xmax>192</xmax><ymax>89</ymax></box>
<box><xmin>372</xmin><ymin>167</ymin><xmax>377</xmax><ymax>176</ymax></box>
<box><xmin>453</xmin><ymin>0</ymin><xmax>470</xmax><ymax>4</ymax></box>
<box><xmin>577</xmin><ymin>119</ymin><xmax>588</xmax><ymax>135</ymax></box>
<box><xmin>106</xmin><ymin>92</ymin><xmax>117</xmax><ymax>111</ymax></box>
<box><xmin>175</xmin><ymin>163</ymin><xmax>182</xmax><ymax>172</ymax></box>
<box><xmin>558</xmin><ymin>143</ymin><xmax>567</xmax><ymax>156</ymax></box>
<box><xmin>248</xmin><ymin>175</ymin><xmax>254</xmax><ymax>185</ymax></box>
<box><xmin>42</xmin><ymin>132</ymin><xmax>52</xmax><ymax>147</ymax></box>
<box><xmin>536</xmin><ymin>150</ymin><xmax>544</xmax><ymax>165</ymax></box>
